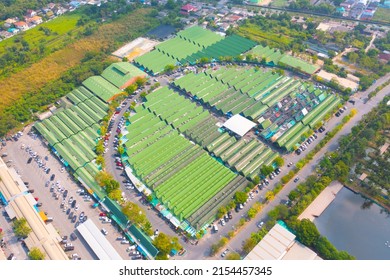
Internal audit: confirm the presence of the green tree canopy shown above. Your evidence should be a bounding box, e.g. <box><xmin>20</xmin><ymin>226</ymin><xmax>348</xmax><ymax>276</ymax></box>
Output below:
<box><xmin>234</xmin><ymin>191</ymin><xmax>248</xmax><ymax>204</ymax></box>
<box><xmin>13</xmin><ymin>218</ymin><xmax>31</xmax><ymax>238</ymax></box>
<box><xmin>295</xmin><ymin>219</ymin><xmax>320</xmax><ymax>247</ymax></box>
<box><xmin>273</xmin><ymin>156</ymin><xmax>285</xmax><ymax>167</ymax></box>
<box><xmin>122</xmin><ymin>201</ymin><xmax>147</xmax><ymax>227</ymax></box>
<box><xmin>29</xmin><ymin>247</ymin><xmax>45</xmax><ymax>260</ymax></box>
<box><xmin>153</xmin><ymin>233</ymin><xmax>182</xmax><ymax>260</ymax></box>
<box><xmin>226</xmin><ymin>252</ymin><xmax>241</xmax><ymax>260</ymax></box>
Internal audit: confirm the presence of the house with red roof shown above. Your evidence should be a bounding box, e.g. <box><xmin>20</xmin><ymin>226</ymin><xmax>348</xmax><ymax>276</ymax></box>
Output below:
<box><xmin>180</xmin><ymin>4</ymin><xmax>198</xmax><ymax>15</ymax></box>
<box><xmin>14</xmin><ymin>21</ymin><xmax>28</xmax><ymax>31</ymax></box>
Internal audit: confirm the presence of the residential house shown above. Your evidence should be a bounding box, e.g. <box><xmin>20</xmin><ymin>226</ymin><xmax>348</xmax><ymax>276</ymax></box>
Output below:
<box><xmin>0</xmin><ymin>30</ymin><xmax>12</xmax><ymax>39</ymax></box>
<box><xmin>26</xmin><ymin>9</ymin><xmax>37</xmax><ymax>18</ymax></box>
<box><xmin>14</xmin><ymin>21</ymin><xmax>29</xmax><ymax>31</ymax></box>
<box><xmin>69</xmin><ymin>1</ymin><xmax>81</xmax><ymax>9</ymax></box>
<box><xmin>180</xmin><ymin>4</ymin><xmax>198</xmax><ymax>15</ymax></box>
<box><xmin>46</xmin><ymin>10</ymin><xmax>55</xmax><ymax>18</ymax></box>
<box><xmin>360</xmin><ymin>10</ymin><xmax>374</xmax><ymax>20</ymax></box>
<box><xmin>30</xmin><ymin>16</ymin><xmax>43</xmax><ymax>25</ymax></box>
<box><xmin>378</xmin><ymin>52</ymin><xmax>390</xmax><ymax>63</ymax></box>
<box><xmin>224</xmin><ymin>14</ymin><xmax>242</xmax><ymax>23</ymax></box>
<box><xmin>4</xmin><ymin>18</ymin><xmax>17</xmax><ymax>28</ymax></box>
<box><xmin>48</xmin><ymin>3</ymin><xmax>56</xmax><ymax>9</ymax></box>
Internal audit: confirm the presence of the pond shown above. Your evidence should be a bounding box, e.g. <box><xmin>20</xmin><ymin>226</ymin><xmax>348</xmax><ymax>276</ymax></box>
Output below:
<box><xmin>314</xmin><ymin>187</ymin><xmax>390</xmax><ymax>260</ymax></box>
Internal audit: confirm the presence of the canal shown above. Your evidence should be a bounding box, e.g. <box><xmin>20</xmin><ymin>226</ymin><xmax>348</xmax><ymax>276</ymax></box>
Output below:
<box><xmin>314</xmin><ymin>187</ymin><xmax>390</xmax><ymax>260</ymax></box>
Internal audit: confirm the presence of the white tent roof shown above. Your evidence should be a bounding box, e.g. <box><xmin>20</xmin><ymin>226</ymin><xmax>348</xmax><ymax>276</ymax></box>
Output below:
<box><xmin>223</xmin><ymin>114</ymin><xmax>256</xmax><ymax>137</ymax></box>
<box><xmin>77</xmin><ymin>219</ymin><xmax>123</xmax><ymax>260</ymax></box>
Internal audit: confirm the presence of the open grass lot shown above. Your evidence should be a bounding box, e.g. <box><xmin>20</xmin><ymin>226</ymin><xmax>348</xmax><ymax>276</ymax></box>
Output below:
<box><xmin>270</xmin><ymin>0</ymin><xmax>290</xmax><ymax>7</ymax></box>
<box><xmin>0</xmin><ymin>13</ymin><xmax>83</xmax><ymax>54</ymax></box>
<box><xmin>0</xmin><ymin>8</ymin><xmax>157</xmax><ymax>115</ymax></box>
<box><xmin>373</xmin><ymin>7</ymin><xmax>390</xmax><ymax>24</ymax></box>
<box><xmin>237</xmin><ymin>23</ymin><xmax>292</xmax><ymax>47</ymax></box>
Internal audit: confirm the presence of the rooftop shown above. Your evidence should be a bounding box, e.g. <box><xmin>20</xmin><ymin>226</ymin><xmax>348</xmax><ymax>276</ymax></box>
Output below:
<box><xmin>223</xmin><ymin>114</ymin><xmax>256</xmax><ymax>137</ymax></box>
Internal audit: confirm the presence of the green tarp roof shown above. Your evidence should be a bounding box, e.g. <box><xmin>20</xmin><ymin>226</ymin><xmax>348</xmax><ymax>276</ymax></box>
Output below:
<box><xmin>101</xmin><ymin>62</ymin><xmax>146</xmax><ymax>89</ymax></box>
<box><xmin>82</xmin><ymin>76</ymin><xmax>122</xmax><ymax>102</ymax></box>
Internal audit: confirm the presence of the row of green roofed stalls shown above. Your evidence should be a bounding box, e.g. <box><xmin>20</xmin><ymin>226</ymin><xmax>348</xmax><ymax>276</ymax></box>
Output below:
<box><xmin>34</xmin><ymin>62</ymin><xmax>158</xmax><ymax>258</ymax></box>
<box><xmin>101</xmin><ymin>62</ymin><xmax>147</xmax><ymax>90</ymax></box>
<box><xmin>122</xmin><ymin>88</ymin><xmax>248</xmax><ymax>230</ymax></box>
<box><xmin>82</xmin><ymin>76</ymin><xmax>122</xmax><ymax>103</ymax></box>
<box><xmin>134</xmin><ymin>26</ymin><xmax>256</xmax><ymax>75</ymax></box>
<box><xmin>173</xmin><ymin>67</ymin><xmax>289</xmax><ymax>121</ymax></box>
<box><xmin>270</xmin><ymin>94</ymin><xmax>340</xmax><ymax>151</ymax></box>
<box><xmin>102</xmin><ymin>197</ymin><xmax>159</xmax><ymax>259</ymax></box>
<box><xmin>247</xmin><ymin>45</ymin><xmax>319</xmax><ymax>75</ymax></box>
<box><xmin>134</xmin><ymin>26</ymin><xmax>222</xmax><ymax>75</ymax></box>
<box><xmin>184</xmin><ymin>34</ymin><xmax>257</xmax><ymax>64</ymax></box>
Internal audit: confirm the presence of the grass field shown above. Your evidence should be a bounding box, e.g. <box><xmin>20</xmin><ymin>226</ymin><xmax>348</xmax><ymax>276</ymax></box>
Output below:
<box><xmin>270</xmin><ymin>0</ymin><xmax>289</xmax><ymax>7</ymax></box>
<box><xmin>373</xmin><ymin>7</ymin><xmax>390</xmax><ymax>23</ymax></box>
<box><xmin>237</xmin><ymin>23</ymin><xmax>292</xmax><ymax>46</ymax></box>
<box><xmin>0</xmin><ymin>8</ymin><xmax>157</xmax><ymax>114</ymax></box>
<box><xmin>0</xmin><ymin>13</ymin><xmax>83</xmax><ymax>54</ymax></box>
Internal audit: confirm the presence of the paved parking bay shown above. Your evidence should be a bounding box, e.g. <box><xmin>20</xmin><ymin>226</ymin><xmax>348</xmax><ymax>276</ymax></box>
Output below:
<box><xmin>2</xmin><ymin>128</ymin><xmax>136</xmax><ymax>260</ymax></box>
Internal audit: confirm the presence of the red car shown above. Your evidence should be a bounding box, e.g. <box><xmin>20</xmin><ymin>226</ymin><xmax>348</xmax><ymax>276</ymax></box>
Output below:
<box><xmin>99</xmin><ymin>212</ymin><xmax>107</xmax><ymax>217</ymax></box>
<box><xmin>34</xmin><ymin>197</ymin><xmax>39</xmax><ymax>201</ymax></box>
<box><xmin>116</xmin><ymin>162</ymin><xmax>123</xmax><ymax>167</ymax></box>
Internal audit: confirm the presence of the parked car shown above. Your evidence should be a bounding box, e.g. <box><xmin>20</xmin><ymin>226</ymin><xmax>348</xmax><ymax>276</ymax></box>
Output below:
<box><xmin>221</xmin><ymin>249</ymin><xmax>229</xmax><ymax>258</ymax></box>
<box><xmin>294</xmin><ymin>177</ymin><xmax>300</xmax><ymax>183</ymax></box>
<box><xmin>70</xmin><ymin>233</ymin><xmax>78</xmax><ymax>241</ymax></box>
<box><xmin>101</xmin><ymin>228</ymin><xmax>108</xmax><ymax>235</ymax></box>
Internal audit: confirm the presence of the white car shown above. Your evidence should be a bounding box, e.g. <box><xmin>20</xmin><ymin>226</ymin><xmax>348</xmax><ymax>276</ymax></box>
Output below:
<box><xmin>101</xmin><ymin>228</ymin><xmax>108</xmax><ymax>235</ymax></box>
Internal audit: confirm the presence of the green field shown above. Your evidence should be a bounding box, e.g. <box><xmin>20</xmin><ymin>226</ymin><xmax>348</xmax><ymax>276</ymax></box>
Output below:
<box><xmin>373</xmin><ymin>7</ymin><xmax>390</xmax><ymax>23</ymax></box>
<box><xmin>237</xmin><ymin>23</ymin><xmax>292</xmax><ymax>47</ymax></box>
<box><xmin>270</xmin><ymin>0</ymin><xmax>289</xmax><ymax>7</ymax></box>
<box><xmin>0</xmin><ymin>13</ymin><xmax>84</xmax><ymax>54</ymax></box>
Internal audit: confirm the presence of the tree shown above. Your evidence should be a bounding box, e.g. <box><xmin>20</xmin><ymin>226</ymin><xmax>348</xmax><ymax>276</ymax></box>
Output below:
<box><xmin>253</xmin><ymin>176</ymin><xmax>260</xmax><ymax>185</ymax></box>
<box><xmin>273</xmin><ymin>156</ymin><xmax>285</xmax><ymax>167</ymax></box>
<box><xmin>125</xmin><ymin>84</ymin><xmax>137</xmax><ymax>95</ymax></box>
<box><xmin>217</xmin><ymin>206</ymin><xmax>227</xmax><ymax>219</ymax></box>
<box><xmin>199</xmin><ymin>57</ymin><xmax>210</xmax><ymax>64</ymax></box>
<box><xmin>226</xmin><ymin>252</ymin><xmax>241</xmax><ymax>260</ymax></box>
<box><xmin>247</xmin><ymin>207</ymin><xmax>258</xmax><ymax>219</ymax></box>
<box><xmin>105</xmin><ymin>179</ymin><xmax>120</xmax><ymax>194</ymax></box>
<box><xmin>234</xmin><ymin>191</ymin><xmax>248</xmax><ymax>204</ymax></box>
<box><xmin>164</xmin><ymin>64</ymin><xmax>175</xmax><ymax>73</ymax></box>
<box><xmin>13</xmin><ymin>218</ymin><xmax>31</xmax><ymax>238</ymax></box>
<box><xmin>165</xmin><ymin>0</ymin><xmax>176</xmax><ymax>10</ymax></box>
<box><xmin>153</xmin><ymin>233</ymin><xmax>182</xmax><ymax>259</ymax></box>
<box><xmin>122</xmin><ymin>202</ymin><xmax>147</xmax><ymax>227</ymax></box>
<box><xmin>95</xmin><ymin>171</ymin><xmax>113</xmax><ymax>187</ymax></box>
<box><xmin>95</xmin><ymin>155</ymin><xmax>105</xmax><ymax>167</ymax></box>
<box><xmin>29</xmin><ymin>247</ymin><xmax>45</xmax><ymax>260</ymax></box>
<box><xmin>107</xmin><ymin>188</ymin><xmax>122</xmax><ymax>201</ymax></box>
<box><xmin>135</xmin><ymin>77</ymin><xmax>147</xmax><ymax>88</ymax></box>
<box><xmin>260</xmin><ymin>165</ymin><xmax>274</xmax><ymax>176</ymax></box>
<box><xmin>140</xmin><ymin>92</ymin><xmax>147</xmax><ymax>99</ymax></box>
<box><xmin>117</xmin><ymin>145</ymin><xmax>124</xmax><ymax>155</ymax></box>
<box><xmin>295</xmin><ymin>219</ymin><xmax>320</xmax><ymax>247</ymax></box>
<box><xmin>95</xmin><ymin>141</ymin><xmax>104</xmax><ymax>155</ymax></box>
<box><xmin>242</xmin><ymin>237</ymin><xmax>257</xmax><ymax>254</ymax></box>
<box><xmin>265</xmin><ymin>191</ymin><xmax>274</xmax><ymax>201</ymax></box>
<box><xmin>347</xmin><ymin>52</ymin><xmax>358</xmax><ymax>64</ymax></box>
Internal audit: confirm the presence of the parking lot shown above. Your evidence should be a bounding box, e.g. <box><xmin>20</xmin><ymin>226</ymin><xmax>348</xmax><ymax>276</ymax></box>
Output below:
<box><xmin>1</xmin><ymin>127</ymin><xmax>141</xmax><ymax>260</ymax></box>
